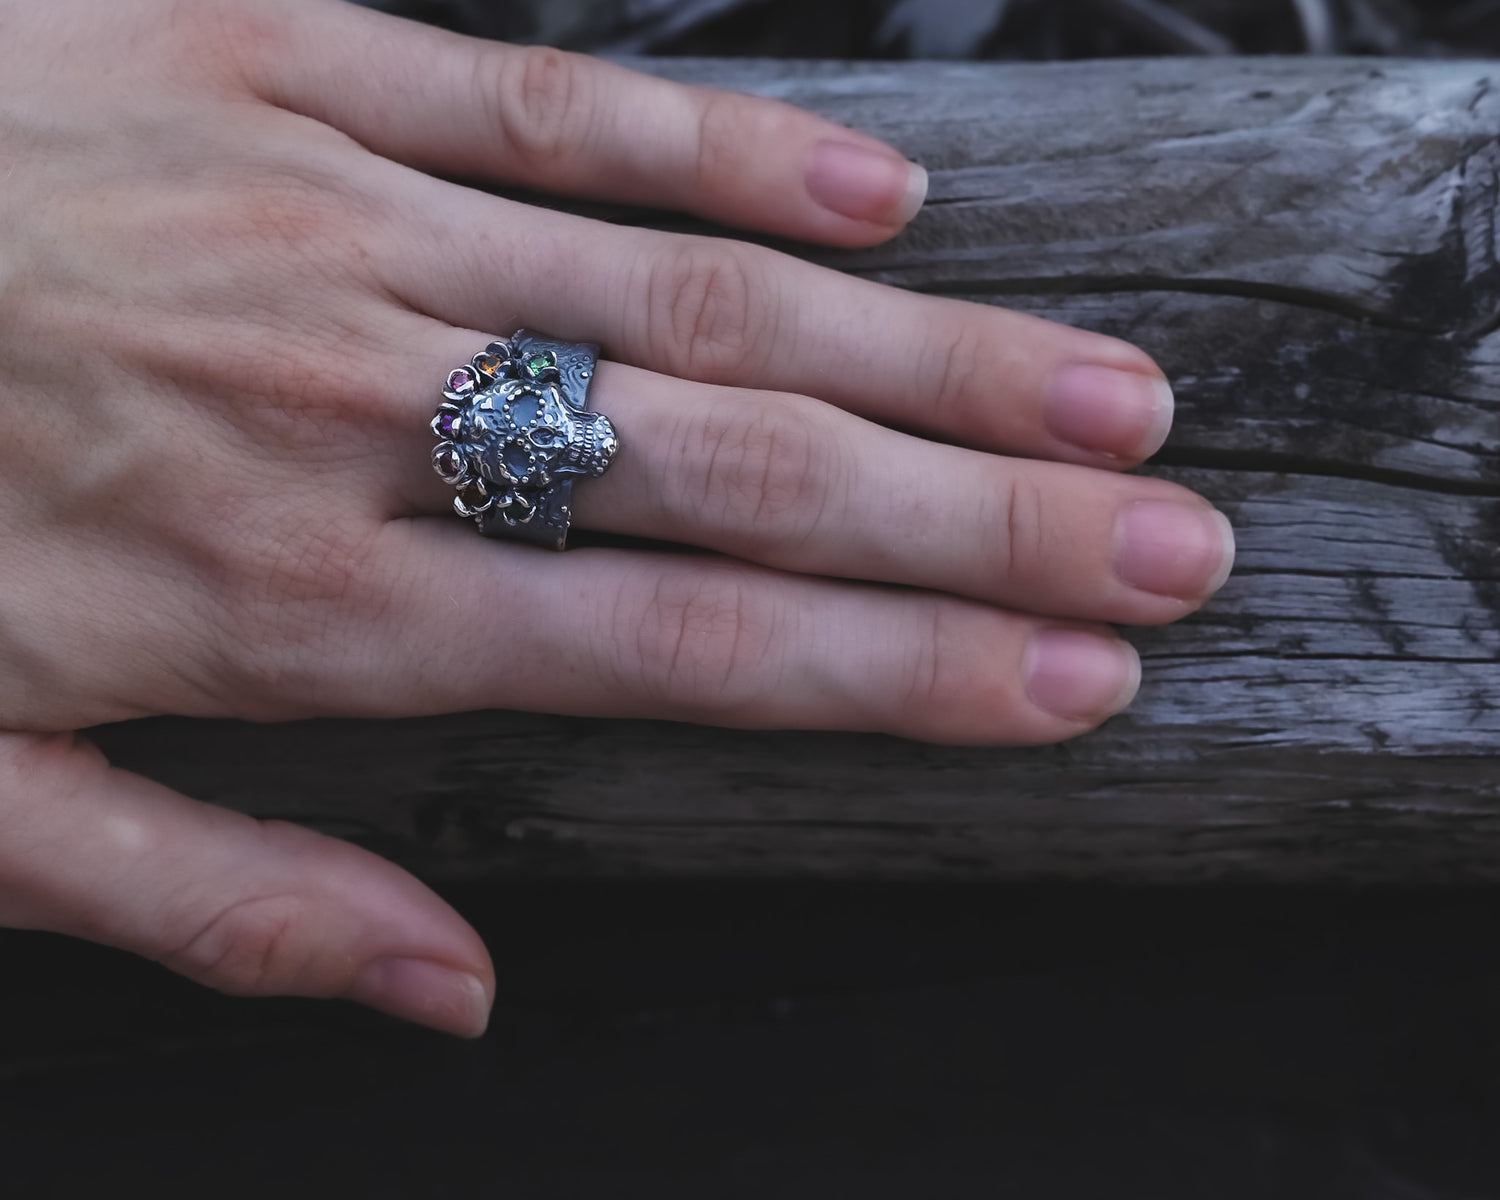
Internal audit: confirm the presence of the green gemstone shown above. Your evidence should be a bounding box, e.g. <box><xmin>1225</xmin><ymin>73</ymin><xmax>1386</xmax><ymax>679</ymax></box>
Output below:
<box><xmin>502</xmin><ymin>495</ymin><xmax>536</xmax><ymax>522</ymax></box>
<box><xmin>524</xmin><ymin>351</ymin><xmax>556</xmax><ymax>376</ymax></box>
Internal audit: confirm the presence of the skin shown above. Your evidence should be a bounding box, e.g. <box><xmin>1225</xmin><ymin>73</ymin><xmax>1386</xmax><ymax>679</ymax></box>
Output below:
<box><xmin>0</xmin><ymin>0</ymin><xmax>1233</xmax><ymax>1036</ymax></box>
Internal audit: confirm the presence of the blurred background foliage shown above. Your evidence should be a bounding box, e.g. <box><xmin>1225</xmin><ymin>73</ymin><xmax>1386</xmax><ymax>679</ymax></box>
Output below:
<box><xmin>360</xmin><ymin>0</ymin><xmax>1500</xmax><ymax>57</ymax></box>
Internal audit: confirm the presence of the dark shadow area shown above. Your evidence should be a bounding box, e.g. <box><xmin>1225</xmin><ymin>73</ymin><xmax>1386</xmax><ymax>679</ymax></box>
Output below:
<box><xmin>357</xmin><ymin>0</ymin><xmax>1500</xmax><ymax>60</ymax></box>
<box><xmin>3</xmin><ymin>884</ymin><xmax>1498</xmax><ymax>1197</ymax></box>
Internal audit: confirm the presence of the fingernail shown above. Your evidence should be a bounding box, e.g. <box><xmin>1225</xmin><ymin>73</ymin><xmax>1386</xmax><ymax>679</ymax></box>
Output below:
<box><xmin>346</xmin><ymin>957</ymin><xmax>491</xmax><ymax>1039</ymax></box>
<box><xmin>1045</xmin><ymin>366</ymin><xmax>1174</xmax><ymax>460</ymax></box>
<box><xmin>1115</xmin><ymin>500</ymin><xmax>1236</xmax><ymax>599</ymax></box>
<box><xmin>806</xmin><ymin>139</ymin><xmax>927</xmax><ymax>225</ymax></box>
<box><xmin>1024</xmin><ymin>629</ymin><xmax>1141</xmax><ymax>721</ymax></box>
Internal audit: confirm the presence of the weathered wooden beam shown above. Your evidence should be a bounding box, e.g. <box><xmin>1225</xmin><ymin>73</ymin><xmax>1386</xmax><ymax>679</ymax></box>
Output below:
<box><xmin>96</xmin><ymin>57</ymin><xmax>1500</xmax><ymax>882</ymax></box>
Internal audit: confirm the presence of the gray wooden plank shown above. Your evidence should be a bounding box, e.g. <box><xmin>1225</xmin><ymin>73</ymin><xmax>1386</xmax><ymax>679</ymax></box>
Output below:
<box><xmin>94</xmin><ymin>57</ymin><xmax>1500</xmax><ymax>881</ymax></box>
<box><xmin>649</xmin><ymin>57</ymin><xmax>1500</xmax><ymax>331</ymax></box>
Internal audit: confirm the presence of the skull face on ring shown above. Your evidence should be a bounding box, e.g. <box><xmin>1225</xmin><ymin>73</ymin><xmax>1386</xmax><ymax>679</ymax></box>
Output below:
<box><xmin>431</xmin><ymin>342</ymin><xmax>618</xmax><ymax>525</ymax></box>
<box><xmin>470</xmin><ymin>378</ymin><xmax>617</xmax><ymax>493</ymax></box>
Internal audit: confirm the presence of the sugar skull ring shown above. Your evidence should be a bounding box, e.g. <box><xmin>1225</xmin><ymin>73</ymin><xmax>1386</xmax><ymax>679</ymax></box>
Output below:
<box><xmin>431</xmin><ymin>330</ymin><xmax>618</xmax><ymax>550</ymax></box>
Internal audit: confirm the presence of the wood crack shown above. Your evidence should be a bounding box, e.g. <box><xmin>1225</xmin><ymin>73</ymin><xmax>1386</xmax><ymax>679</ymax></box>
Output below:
<box><xmin>1148</xmin><ymin>448</ymin><xmax>1500</xmax><ymax>497</ymax></box>
<box><xmin>1142</xmin><ymin>651</ymin><xmax>1500</xmax><ymax>664</ymax></box>
<box><xmin>901</xmin><ymin>275</ymin><xmax>1453</xmax><ymax>335</ymax></box>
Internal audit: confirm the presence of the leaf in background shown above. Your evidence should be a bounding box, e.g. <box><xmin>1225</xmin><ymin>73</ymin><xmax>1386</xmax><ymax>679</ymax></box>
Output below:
<box><xmin>602</xmin><ymin>0</ymin><xmax>773</xmax><ymax>51</ymax></box>
<box><xmin>876</xmin><ymin>0</ymin><xmax>1012</xmax><ymax>58</ymax></box>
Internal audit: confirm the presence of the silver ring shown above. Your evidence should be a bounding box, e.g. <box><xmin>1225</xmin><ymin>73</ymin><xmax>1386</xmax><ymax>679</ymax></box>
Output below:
<box><xmin>431</xmin><ymin>330</ymin><xmax>618</xmax><ymax>550</ymax></box>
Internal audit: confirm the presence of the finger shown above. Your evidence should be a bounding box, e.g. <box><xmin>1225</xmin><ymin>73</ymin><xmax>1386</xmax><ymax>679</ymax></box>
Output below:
<box><xmin>395</xmin><ymin>358</ymin><xmax>1231</xmax><ymax>626</ymax></box>
<box><xmin>0</xmin><ymin>731</ymin><xmax>494</xmax><ymax>1037</ymax></box>
<box><xmin>344</xmin><ymin>524</ymin><xmax>1141</xmax><ymax>745</ymax></box>
<box><xmin>375</xmin><ymin>195</ymin><xmax>1173</xmax><ymax>469</ymax></box>
<box><xmin>246</xmin><ymin>0</ymin><xmax>926</xmax><ymax>246</ymax></box>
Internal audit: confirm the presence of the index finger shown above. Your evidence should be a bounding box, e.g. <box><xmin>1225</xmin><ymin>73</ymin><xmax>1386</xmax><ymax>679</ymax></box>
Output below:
<box><xmin>242</xmin><ymin>0</ymin><xmax>927</xmax><ymax>246</ymax></box>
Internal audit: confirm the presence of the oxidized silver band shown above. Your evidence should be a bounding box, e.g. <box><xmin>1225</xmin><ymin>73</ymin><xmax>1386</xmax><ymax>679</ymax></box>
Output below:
<box><xmin>431</xmin><ymin>330</ymin><xmax>618</xmax><ymax>550</ymax></box>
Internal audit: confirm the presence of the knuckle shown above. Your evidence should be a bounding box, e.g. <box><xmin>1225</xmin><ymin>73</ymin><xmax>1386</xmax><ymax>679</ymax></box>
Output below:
<box><xmin>189</xmin><ymin>311</ymin><xmax>402</xmax><ymax>446</ymax></box>
<box><xmin>93</xmin><ymin>1</ymin><xmax>275</xmax><ymax>91</ymax></box>
<box><xmin>898</xmin><ymin>599</ymin><xmax>958</xmax><ymax>715</ymax></box>
<box><xmin>996</xmin><ymin>472</ymin><xmax>1049</xmax><ymax>582</ymax></box>
<box><xmin>162</xmin><ymin>890</ymin><xmax>307</xmax><ymax>997</ymax></box>
<box><xmin>694</xmin><ymin>92</ymin><xmax>806</xmax><ymax>194</ymax></box>
<box><xmin>90</xmin><ymin>172</ymin><xmax>384</xmax><ymax>431</ymax></box>
<box><xmin>679</xmin><ymin>397</ymin><xmax>829</xmax><ymax>547</ymax></box>
<box><xmin>644</xmin><ymin>241</ymin><xmax>768</xmax><ymax>380</ymax></box>
<box><xmin>191</xmin><ymin>167</ymin><xmax>348</xmax><ymax>258</ymax></box>
<box><xmin>928</xmin><ymin>319</ymin><xmax>988</xmax><ymax>422</ymax></box>
<box><xmin>142</xmin><ymin>321</ymin><xmax>364</xmax><ymax>436</ymax></box>
<box><xmin>485</xmin><ymin>46</ymin><xmax>592</xmax><ymax>165</ymax></box>
<box><xmin>174</xmin><ymin>0</ymin><xmax>284</xmax><ymax>89</ymax></box>
<box><xmin>248</xmin><ymin>337</ymin><xmax>394</xmax><ymax>439</ymax></box>
<box><xmin>692</xmin><ymin>88</ymin><xmax>751</xmax><ymax>191</ymax></box>
<box><xmin>627</xmin><ymin>569</ymin><xmax>776</xmax><ymax>713</ymax></box>
<box><xmin>894</xmin><ymin>600</ymin><xmax>1013</xmax><ymax>741</ymax></box>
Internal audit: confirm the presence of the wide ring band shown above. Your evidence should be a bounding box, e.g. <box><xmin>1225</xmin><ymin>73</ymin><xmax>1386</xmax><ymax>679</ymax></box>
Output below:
<box><xmin>431</xmin><ymin>330</ymin><xmax>618</xmax><ymax>550</ymax></box>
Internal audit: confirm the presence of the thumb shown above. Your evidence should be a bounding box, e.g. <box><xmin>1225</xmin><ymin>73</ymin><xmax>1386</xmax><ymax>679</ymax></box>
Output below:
<box><xmin>0</xmin><ymin>731</ymin><xmax>493</xmax><ymax>1037</ymax></box>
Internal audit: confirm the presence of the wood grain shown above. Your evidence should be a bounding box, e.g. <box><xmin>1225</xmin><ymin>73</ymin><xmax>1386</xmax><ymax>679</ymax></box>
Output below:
<box><xmin>97</xmin><ymin>57</ymin><xmax>1500</xmax><ymax>882</ymax></box>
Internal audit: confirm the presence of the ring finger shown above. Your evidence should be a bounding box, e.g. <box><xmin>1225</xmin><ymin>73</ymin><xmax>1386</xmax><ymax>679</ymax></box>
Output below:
<box><xmin>395</xmin><ymin>328</ymin><xmax>1234</xmax><ymax>627</ymax></box>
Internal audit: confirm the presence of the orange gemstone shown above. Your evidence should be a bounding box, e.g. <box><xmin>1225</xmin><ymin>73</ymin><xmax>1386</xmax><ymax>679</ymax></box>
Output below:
<box><xmin>458</xmin><ymin>482</ymin><xmax>489</xmax><ymax>510</ymax></box>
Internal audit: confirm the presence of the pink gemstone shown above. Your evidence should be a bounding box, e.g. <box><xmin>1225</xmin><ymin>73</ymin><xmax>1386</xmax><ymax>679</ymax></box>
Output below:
<box><xmin>447</xmin><ymin>369</ymin><xmax>473</xmax><ymax>393</ymax></box>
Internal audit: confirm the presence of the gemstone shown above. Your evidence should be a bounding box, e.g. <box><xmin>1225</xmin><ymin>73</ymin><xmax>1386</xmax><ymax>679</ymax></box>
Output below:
<box><xmin>524</xmin><ymin>351</ymin><xmax>556</xmax><ymax>376</ymax></box>
<box><xmin>501</xmin><ymin>495</ymin><xmax>536</xmax><ymax>522</ymax></box>
<box><xmin>447</xmin><ymin>369</ymin><xmax>473</xmax><ymax>393</ymax></box>
<box><xmin>458</xmin><ymin>482</ymin><xmax>489</xmax><ymax>510</ymax></box>
<box><xmin>433</xmin><ymin>445</ymin><xmax>465</xmax><ymax>480</ymax></box>
<box><xmin>437</xmin><ymin>412</ymin><xmax>459</xmax><ymax>438</ymax></box>
<box><xmin>473</xmin><ymin>354</ymin><xmax>505</xmax><ymax>377</ymax></box>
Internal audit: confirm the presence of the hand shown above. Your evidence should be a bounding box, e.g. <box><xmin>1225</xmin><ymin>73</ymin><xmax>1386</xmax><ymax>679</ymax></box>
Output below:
<box><xmin>0</xmin><ymin>0</ymin><xmax>1233</xmax><ymax>1034</ymax></box>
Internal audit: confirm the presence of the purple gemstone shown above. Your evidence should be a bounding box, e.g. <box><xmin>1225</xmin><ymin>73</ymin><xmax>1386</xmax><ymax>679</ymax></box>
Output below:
<box><xmin>447</xmin><ymin>369</ymin><xmax>473</xmax><ymax>393</ymax></box>
<box><xmin>438</xmin><ymin>412</ymin><xmax>459</xmax><ymax>437</ymax></box>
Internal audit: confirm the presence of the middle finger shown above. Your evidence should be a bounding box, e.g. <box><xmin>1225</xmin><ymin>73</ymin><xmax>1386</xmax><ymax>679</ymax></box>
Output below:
<box><xmin>374</xmin><ymin>169</ymin><xmax>1175</xmax><ymax>470</ymax></box>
